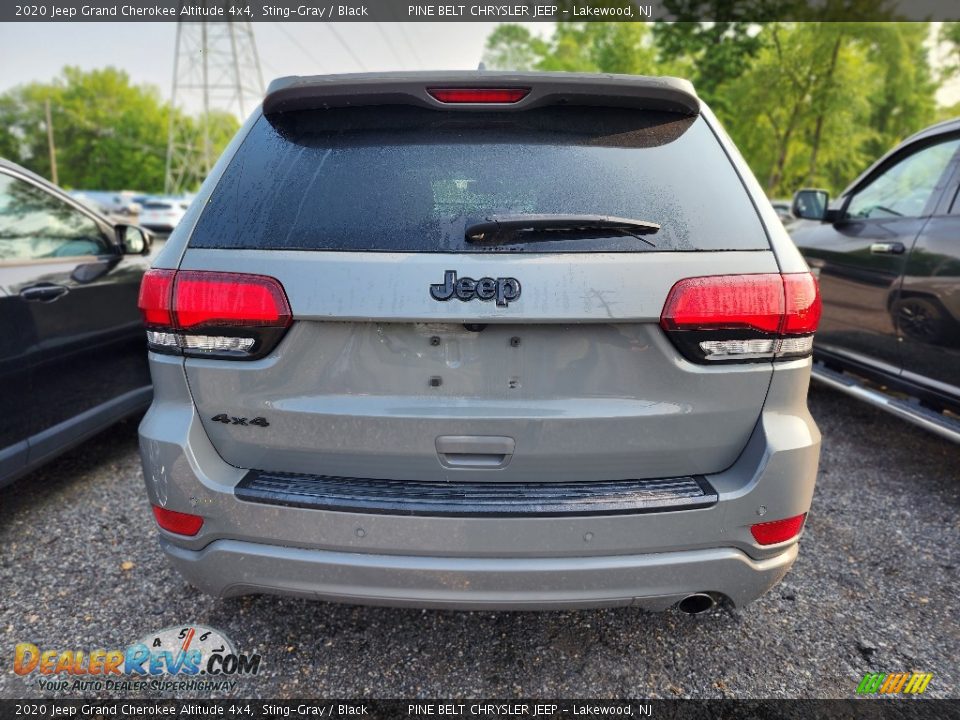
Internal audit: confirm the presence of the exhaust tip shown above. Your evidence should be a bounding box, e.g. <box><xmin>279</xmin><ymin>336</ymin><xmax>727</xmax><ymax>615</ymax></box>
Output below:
<box><xmin>677</xmin><ymin>593</ymin><xmax>716</xmax><ymax>615</ymax></box>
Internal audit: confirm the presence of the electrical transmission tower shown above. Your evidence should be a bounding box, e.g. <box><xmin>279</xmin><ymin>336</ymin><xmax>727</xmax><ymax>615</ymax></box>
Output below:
<box><xmin>165</xmin><ymin>16</ymin><xmax>264</xmax><ymax>194</ymax></box>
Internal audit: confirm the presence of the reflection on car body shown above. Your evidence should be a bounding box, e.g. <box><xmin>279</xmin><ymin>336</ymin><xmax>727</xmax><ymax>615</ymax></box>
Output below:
<box><xmin>789</xmin><ymin>118</ymin><xmax>960</xmax><ymax>441</ymax></box>
<box><xmin>0</xmin><ymin>158</ymin><xmax>155</xmax><ymax>487</ymax></box>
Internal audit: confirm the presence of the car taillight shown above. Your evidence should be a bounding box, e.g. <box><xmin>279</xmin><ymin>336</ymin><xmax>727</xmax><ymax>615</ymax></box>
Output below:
<box><xmin>660</xmin><ymin>272</ymin><xmax>821</xmax><ymax>363</ymax></box>
<box><xmin>751</xmin><ymin>513</ymin><xmax>807</xmax><ymax>545</ymax></box>
<box><xmin>138</xmin><ymin>269</ymin><xmax>292</xmax><ymax>360</ymax></box>
<box><xmin>152</xmin><ymin>505</ymin><xmax>204</xmax><ymax>536</ymax></box>
<box><xmin>427</xmin><ymin>87</ymin><xmax>530</xmax><ymax>104</ymax></box>
<box><xmin>137</xmin><ymin>268</ymin><xmax>174</xmax><ymax>326</ymax></box>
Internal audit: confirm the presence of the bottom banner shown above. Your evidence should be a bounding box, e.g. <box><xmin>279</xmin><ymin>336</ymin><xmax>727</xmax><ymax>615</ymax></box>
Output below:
<box><xmin>0</xmin><ymin>700</ymin><xmax>957</xmax><ymax>720</ymax></box>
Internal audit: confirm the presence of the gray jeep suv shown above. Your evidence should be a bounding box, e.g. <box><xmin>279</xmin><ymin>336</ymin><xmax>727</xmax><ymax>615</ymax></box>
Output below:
<box><xmin>137</xmin><ymin>72</ymin><xmax>822</xmax><ymax>612</ymax></box>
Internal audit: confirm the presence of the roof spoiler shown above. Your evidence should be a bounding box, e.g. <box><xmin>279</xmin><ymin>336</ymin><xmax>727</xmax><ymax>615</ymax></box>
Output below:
<box><xmin>263</xmin><ymin>71</ymin><xmax>700</xmax><ymax>116</ymax></box>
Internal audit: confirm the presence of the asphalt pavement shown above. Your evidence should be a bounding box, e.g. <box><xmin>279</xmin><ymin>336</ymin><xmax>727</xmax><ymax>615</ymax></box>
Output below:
<box><xmin>1</xmin><ymin>384</ymin><xmax>957</xmax><ymax>699</ymax></box>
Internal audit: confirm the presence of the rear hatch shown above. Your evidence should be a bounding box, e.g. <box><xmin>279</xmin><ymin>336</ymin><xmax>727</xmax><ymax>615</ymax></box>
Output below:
<box><xmin>171</xmin><ymin>74</ymin><xmax>779</xmax><ymax>482</ymax></box>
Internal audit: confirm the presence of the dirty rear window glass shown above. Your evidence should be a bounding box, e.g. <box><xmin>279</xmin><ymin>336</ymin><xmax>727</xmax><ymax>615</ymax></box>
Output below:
<box><xmin>190</xmin><ymin>106</ymin><xmax>768</xmax><ymax>252</ymax></box>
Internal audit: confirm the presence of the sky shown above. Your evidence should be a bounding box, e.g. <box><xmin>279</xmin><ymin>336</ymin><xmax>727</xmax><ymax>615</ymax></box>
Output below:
<box><xmin>0</xmin><ymin>22</ymin><xmax>958</xmax><ymax>109</ymax></box>
<box><xmin>0</xmin><ymin>22</ymin><xmax>539</xmax><ymax>102</ymax></box>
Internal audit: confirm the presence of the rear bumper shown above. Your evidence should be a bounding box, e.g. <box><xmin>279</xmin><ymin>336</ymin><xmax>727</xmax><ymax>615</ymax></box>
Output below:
<box><xmin>140</xmin><ymin>353</ymin><xmax>820</xmax><ymax>610</ymax></box>
<box><xmin>161</xmin><ymin>538</ymin><xmax>798</xmax><ymax>610</ymax></box>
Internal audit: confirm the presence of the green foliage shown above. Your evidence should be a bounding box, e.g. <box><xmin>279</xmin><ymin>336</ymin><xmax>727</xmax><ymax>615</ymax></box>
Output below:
<box><xmin>0</xmin><ymin>66</ymin><xmax>239</xmax><ymax>193</ymax></box>
<box><xmin>482</xmin><ymin>25</ymin><xmax>548</xmax><ymax>71</ymax></box>
<box><xmin>483</xmin><ymin>20</ymin><xmax>943</xmax><ymax>197</ymax></box>
<box><xmin>940</xmin><ymin>22</ymin><xmax>960</xmax><ymax>77</ymax></box>
<box><xmin>483</xmin><ymin>23</ymin><xmax>658</xmax><ymax>75</ymax></box>
<box><xmin>934</xmin><ymin>101</ymin><xmax>960</xmax><ymax>124</ymax></box>
<box><xmin>652</xmin><ymin>19</ymin><xmax>767</xmax><ymax>112</ymax></box>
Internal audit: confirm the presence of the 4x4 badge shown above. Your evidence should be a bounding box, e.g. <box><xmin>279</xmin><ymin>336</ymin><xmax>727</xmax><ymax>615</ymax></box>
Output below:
<box><xmin>430</xmin><ymin>270</ymin><xmax>521</xmax><ymax>307</ymax></box>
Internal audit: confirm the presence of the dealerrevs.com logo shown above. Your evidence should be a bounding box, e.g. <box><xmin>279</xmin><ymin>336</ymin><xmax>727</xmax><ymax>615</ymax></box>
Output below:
<box><xmin>14</xmin><ymin>625</ymin><xmax>262</xmax><ymax>693</ymax></box>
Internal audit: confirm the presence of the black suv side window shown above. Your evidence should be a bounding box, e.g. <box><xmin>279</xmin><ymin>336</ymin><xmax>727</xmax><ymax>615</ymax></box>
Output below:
<box><xmin>0</xmin><ymin>173</ymin><xmax>109</xmax><ymax>262</ymax></box>
<box><xmin>846</xmin><ymin>137</ymin><xmax>960</xmax><ymax>220</ymax></box>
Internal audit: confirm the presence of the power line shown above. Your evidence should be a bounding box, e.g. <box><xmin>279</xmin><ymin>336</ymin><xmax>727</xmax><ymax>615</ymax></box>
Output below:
<box><xmin>273</xmin><ymin>22</ymin><xmax>327</xmax><ymax>73</ymax></box>
<box><xmin>165</xmin><ymin>16</ymin><xmax>264</xmax><ymax>193</ymax></box>
<box><xmin>396</xmin><ymin>24</ymin><xmax>426</xmax><ymax>69</ymax></box>
<box><xmin>375</xmin><ymin>23</ymin><xmax>407</xmax><ymax>68</ymax></box>
<box><xmin>327</xmin><ymin>24</ymin><xmax>369</xmax><ymax>72</ymax></box>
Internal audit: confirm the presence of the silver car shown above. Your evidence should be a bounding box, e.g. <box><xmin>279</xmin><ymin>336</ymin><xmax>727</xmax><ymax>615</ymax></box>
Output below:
<box><xmin>137</xmin><ymin>72</ymin><xmax>822</xmax><ymax>613</ymax></box>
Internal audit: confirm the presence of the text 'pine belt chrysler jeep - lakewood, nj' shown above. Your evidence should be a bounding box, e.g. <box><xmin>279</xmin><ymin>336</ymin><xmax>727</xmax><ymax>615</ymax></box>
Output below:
<box><xmin>137</xmin><ymin>72</ymin><xmax>823</xmax><ymax>613</ymax></box>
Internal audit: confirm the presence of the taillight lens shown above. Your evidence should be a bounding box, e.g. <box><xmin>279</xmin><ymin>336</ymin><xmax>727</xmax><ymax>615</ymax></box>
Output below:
<box><xmin>427</xmin><ymin>87</ymin><xmax>530</xmax><ymax>104</ymax></box>
<box><xmin>781</xmin><ymin>273</ymin><xmax>822</xmax><ymax>334</ymax></box>
<box><xmin>751</xmin><ymin>513</ymin><xmax>806</xmax><ymax>545</ymax></box>
<box><xmin>137</xmin><ymin>269</ymin><xmax>175</xmax><ymax>326</ymax></box>
<box><xmin>174</xmin><ymin>271</ymin><xmax>290</xmax><ymax>329</ymax></box>
<box><xmin>138</xmin><ymin>269</ymin><xmax>292</xmax><ymax>360</ymax></box>
<box><xmin>660</xmin><ymin>272</ymin><xmax>820</xmax><ymax>363</ymax></box>
<box><xmin>152</xmin><ymin>505</ymin><xmax>204</xmax><ymax>536</ymax></box>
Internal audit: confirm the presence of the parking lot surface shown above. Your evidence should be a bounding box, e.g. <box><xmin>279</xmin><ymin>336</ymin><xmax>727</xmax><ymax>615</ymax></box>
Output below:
<box><xmin>1</xmin><ymin>384</ymin><xmax>957</xmax><ymax>699</ymax></box>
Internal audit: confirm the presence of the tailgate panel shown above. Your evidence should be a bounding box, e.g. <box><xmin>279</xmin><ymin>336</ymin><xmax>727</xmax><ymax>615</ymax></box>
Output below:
<box><xmin>182</xmin><ymin>249</ymin><xmax>777</xmax><ymax>482</ymax></box>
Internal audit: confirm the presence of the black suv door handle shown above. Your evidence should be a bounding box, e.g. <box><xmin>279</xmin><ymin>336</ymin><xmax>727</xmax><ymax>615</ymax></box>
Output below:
<box><xmin>19</xmin><ymin>283</ymin><xmax>70</xmax><ymax>302</ymax></box>
<box><xmin>869</xmin><ymin>242</ymin><xmax>906</xmax><ymax>255</ymax></box>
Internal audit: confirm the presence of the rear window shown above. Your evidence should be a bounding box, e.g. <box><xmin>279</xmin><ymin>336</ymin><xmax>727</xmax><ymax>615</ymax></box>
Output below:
<box><xmin>190</xmin><ymin>105</ymin><xmax>768</xmax><ymax>253</ymax></box>
<box><xmin>144</xmin><ymin>202</ymin><xmax>173</xmax><ymax>210</ymax></box>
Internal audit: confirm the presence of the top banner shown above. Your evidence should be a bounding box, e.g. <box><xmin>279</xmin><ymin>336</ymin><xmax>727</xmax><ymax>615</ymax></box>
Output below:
<box><xmin>5</xmin><ymin>0</ymin><xmax>960</xmax><ymax>22</ymax></box>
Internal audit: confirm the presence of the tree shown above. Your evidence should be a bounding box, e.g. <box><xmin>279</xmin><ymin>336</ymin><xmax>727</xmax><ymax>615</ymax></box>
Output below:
<box><xmin>652</xmin><ymin>20</ymin><xmax>766</xmax><ymax>112</ymax></box>
<box><xmin>719</xmin><ymin>22</ymin><xmax>937</xmax><ymax>195</ymax></box>
<box><xmin>482</xmin><ymin>25</ymin><xmax>547</xmax><ymax>71</ymax></box>
<box><xmin>0</xmin><ymin>67</ymin><xmax>239</xmax><ymax>193</ymax></box>
<box><xmin>940</xmin><ymin>22</ymin><xmax>960</xmax><ymax>77</ymax></box>
<box><xmin>718</xmin><ymin>23</ymin><xmax>878</xmax><ymax>194</ymax></box>
<box><xmin>858</xmin><ymin>22</ymin><xmax>937</xmax><ymax>160</ymax></box>
<box><xmin>483</xmin><ymin>22</ymin><xmax>658</xmax><ymax>75</ymax></box>
<box><xmin>481</xmin><ymin>20</ymin><xmax>941</xmax><ymax>197</ymax></box>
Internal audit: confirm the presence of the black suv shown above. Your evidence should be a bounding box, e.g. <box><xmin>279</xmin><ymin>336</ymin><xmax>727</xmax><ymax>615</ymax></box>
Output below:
<box><xmin>0</xmin><ymin>159</ymin><xmax>154</xmax><ymax>487</ymax></box>
<box><xmin>790</xmin><ymin>118</ymin><xmax>960</xmax><ymax>442</ymax></box>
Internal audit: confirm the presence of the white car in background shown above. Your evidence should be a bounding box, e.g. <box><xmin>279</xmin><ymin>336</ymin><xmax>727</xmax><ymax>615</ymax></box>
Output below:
<box><xmin>139</xmin><ymin>197</ymin><xmax>190</xmax><ymax>233</ymax></box>
<box><xmin>69</xmin><ymin>190</ymin><xmax>143</xmax><ymax>218</ymax></box>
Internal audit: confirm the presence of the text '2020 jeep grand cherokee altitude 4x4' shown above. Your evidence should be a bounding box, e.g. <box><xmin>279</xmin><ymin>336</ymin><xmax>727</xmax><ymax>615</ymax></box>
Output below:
<box><xmin>137</xmin><ymin>72</ymin><xmax>822</xmax><ymax>612</ymax></box>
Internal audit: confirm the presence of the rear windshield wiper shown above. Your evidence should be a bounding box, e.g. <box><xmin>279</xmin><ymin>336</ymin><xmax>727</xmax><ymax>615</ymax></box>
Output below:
<box><xmin>465</xmin><ymin>214</ymin><xmax>660</xmax><ymax>247</ymax></box>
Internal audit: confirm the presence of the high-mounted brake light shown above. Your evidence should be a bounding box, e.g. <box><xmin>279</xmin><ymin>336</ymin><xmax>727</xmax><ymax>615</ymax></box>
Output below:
<box><xmin>138</xmin><ymin>269</ymin><xmax>292</xmax><ymax>360</ymax></box>
<box><xmin>152</xmin><ymin>505</ymin><xmax>204</xmax><ymax>536</ymax></box>
<box><xmin>427</xmin><ymin>87</ymin><xmax>530</xmax><ymax>104</ymax></box>
<box><xmin>751</xmin><ymin>513</ymin><xmax>806</xmax><ymax>545</ymax></box>
<box><xmin>660</xmin><ymin>273</ymin><xmax>820</xmax><ymax>363</ymax></box>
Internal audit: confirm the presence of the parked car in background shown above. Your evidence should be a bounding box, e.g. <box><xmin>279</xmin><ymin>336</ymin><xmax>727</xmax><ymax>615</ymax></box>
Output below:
<box><xmin>0</xmin><ymin>159</ymin><xmax>154</xmax><ymax>487</ymax></box>
<box><xmin>68</xmin><ymin>190</ymin><xmax>143</xmax><ymax>218</ymax></box>
<box><xmin>138</xmin><ymin>71</ymin><xmax>822</xmax><ymax>612</ymax></box>
<box><xmin>789</xmin><ymin>117</ymin><xmax>960</xmax><ymax>443</ymax></box>
<box><xmin>139</xmin><ymin>197</ymin><xmax>190</xmax><ymax>233</ymax></box>
<box><xmin>770</xmin><ymin>198</ymin><xmax>795</xmax><ymax>224</ymax></box>
<box><xmin>770</xmin><ymin>200</ymin><xmax>797</xmax><ymax>225</ymax></box>
<box><xmin>68</xmin><ymin>191</ymin><xmax>111</xmax><ymax>215</ymax></box>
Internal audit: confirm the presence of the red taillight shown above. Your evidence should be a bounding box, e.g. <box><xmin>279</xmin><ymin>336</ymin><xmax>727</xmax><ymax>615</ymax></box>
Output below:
<box><xmin>659</xmin><ymin>272</ymin><xmax>821</xmax><ymax>363</ymax></box>
<box><xmin>152</xmin><ymin>505</ymin><xmax>203</xmax><ymax>536</ymax></box>
<box><xmin>174</xmin><ymin>271</ymin><xmax>290</xmax><ymax>329</ymax></box>
<box><xmin>782</xmin><ymin>272</ymin><xmax>822</xmax><ymax>334</ymax></box>
<box><xmin>138</xmin><ymin>270</ymin><xmax>292</xmax><ymax>359</ymax></box>
<box><xmin>138</xmin><ymin>269</ymin><xmax>175</xmax><ymax>326</ymax></box>
<box><xmin>660</xmin><ymin>274</ymin><xmax>784</xmax><ymax>334</ymax></box>
<box><xmin>427</xmin><ymin>87</ymin><xmax>530</xmax><ymax>104</ymax></box>
<box><xmin>751</xmin><ymin>513</ymin><xmax>806</xmax><ymax>545</ymax></box>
